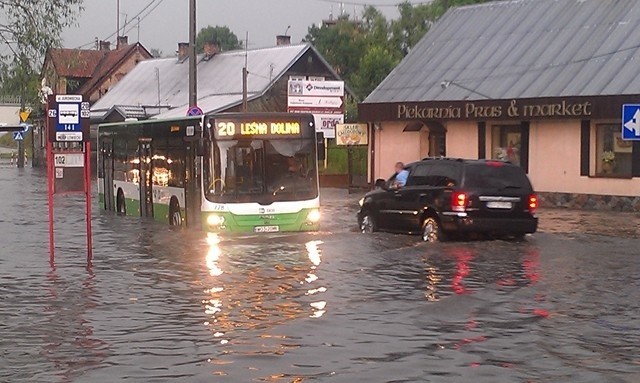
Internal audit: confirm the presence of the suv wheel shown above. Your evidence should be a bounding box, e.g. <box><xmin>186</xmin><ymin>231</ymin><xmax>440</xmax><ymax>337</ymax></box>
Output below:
<box><xmin>360</xmin><ymin>213</ymin><xmax>376</xmax><ymax>233</ymax></box>
<box><xmin>422</xmin><ymin>217</ymin><xmax>443</xmax><ymax>243</ymax></box>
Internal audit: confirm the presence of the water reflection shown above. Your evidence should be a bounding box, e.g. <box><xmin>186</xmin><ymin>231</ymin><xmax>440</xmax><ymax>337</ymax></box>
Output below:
<box><xmin>200</xmin><ymin>234</ymin><xmax>328</xmax><ymax>372</ymax></box>
<box><xmin>41</xmin><ymin>263</ymin><xmax>108</xmax><ymax>382</ymax></box>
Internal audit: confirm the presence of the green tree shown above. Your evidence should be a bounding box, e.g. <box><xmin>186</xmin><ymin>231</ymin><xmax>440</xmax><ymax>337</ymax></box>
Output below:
<box><xmin>351</xmin><ymin>45</ymin><xmax>400</xmax><ymax>101</ymax></box>
<box><xmin>304</xmin><ymin>16</ymin><xmax>367</xmax><ymax>83</ymax></box>
<box><xmin>195</xmin><ymin>25</ymin><xmax>242</xmax><ymax>53</ymax></box>
<box><xmin>0</xmin><ymin>0</ymin><xmax>83</xmax><ymax>106</ymax></box>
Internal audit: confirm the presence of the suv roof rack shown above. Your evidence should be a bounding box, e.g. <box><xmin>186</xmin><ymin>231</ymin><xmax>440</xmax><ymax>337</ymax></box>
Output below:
<box><xmin>420</xmin><ymin>157</ymin><xmax>513</xmax><ymax>165</ymax></box>
<box><xmin>420</xmin><ymin>157</ymin><xmax>464</xmax><ymax>162</ymax></box>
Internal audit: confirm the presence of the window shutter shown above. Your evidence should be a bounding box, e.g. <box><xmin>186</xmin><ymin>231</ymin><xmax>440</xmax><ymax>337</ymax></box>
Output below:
<box><xmin>580</xmin><ymin>120</ymin><xmax>590</xmax><ymax>176</ymax></box>
<box><xmin>478</xmin><ymin>122</ymin><xmax>486</xmax><ymax>159</ymax></box>
<box><xmin>520</xmin><ymin>121</ymin><xmax>530</xmax><ymax>173</ymax></box>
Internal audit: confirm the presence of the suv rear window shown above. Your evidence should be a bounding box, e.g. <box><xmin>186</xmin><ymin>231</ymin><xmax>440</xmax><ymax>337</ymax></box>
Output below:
<box><xmin>463</xmin><ymin>163</ymin><xmax>532</xmax><ymax>190</ymax></box>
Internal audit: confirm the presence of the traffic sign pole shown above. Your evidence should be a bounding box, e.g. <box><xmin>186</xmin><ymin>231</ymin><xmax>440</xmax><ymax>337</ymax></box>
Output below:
<box><xmin>46</xmin><ymin>99</ymin><xmax>55</xmax><ymax>263</ymax></box>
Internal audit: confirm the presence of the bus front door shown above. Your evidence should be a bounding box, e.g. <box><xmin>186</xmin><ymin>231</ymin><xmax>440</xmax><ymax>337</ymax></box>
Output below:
<box><xmin>138</xmin><ymin>140</ymin><xmax>154</xmax><ymax>218</ymax></box>
<box><xmin>184</xmin><ymin>141</ymin><xmax>201</xmax><ymax>227</ymax></box>
<box><xmin>102</xmin><ymin>139</ymin><xmax>115</xmax><ymax>211</ymax></box>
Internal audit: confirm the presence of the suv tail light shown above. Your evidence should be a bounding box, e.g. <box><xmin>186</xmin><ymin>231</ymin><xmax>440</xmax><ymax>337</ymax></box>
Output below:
<box><xmin>528</xmin><ymin>194</ymin><xmax>538</xmax><ymax>213</ymax></box>
<box><xmin>452</xmin><ymin>191</ymin><xmax>467</xmax><ymax>212</ymax></box>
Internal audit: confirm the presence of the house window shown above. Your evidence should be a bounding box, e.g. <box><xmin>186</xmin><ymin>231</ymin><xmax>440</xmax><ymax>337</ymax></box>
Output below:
<box><xmin>595</xmin><ymin>124</ymin><xmax>632</xmax><ymax>177</ymax></box>
<box><xmin>491</xmin><ymin>125</ymin><xmax>521</xmax><ymax>166</ymax></box>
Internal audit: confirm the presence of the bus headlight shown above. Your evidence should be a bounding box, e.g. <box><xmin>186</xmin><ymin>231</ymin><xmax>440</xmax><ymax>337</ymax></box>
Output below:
<box><xmin>358</xmin><ymin>198</ymin><xmax>364</xmax><ymax>207</ymax></box>
<box><xmin>307</xmin><ymin>209</ymin><xmax>321</xmax><ymax>223</ymax></box>
<box><xmin>207</xmin><ymin>214</ymin><xmax>225</xmax><ymax>226</ymax></box>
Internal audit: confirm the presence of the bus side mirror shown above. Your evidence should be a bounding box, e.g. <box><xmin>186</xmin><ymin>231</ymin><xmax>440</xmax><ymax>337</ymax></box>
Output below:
<box><xmin>196</xmin><ymin>138</ymin><xmax>205</xmax><ymax>156</ymax></box>
<box><xmin>316</xmin><ymin>132</ymin><xmax>325</xmax><ymax>161</ymax></box>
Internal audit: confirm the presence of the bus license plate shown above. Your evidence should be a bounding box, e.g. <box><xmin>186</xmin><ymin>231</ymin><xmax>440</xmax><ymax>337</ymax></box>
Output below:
<box><xmin>254</xmin><ymin>225</ymin><xmax>280</xmax><ymax>233</ymax></box>
<box><xmin>486</xmin><ymin>201</ymin><xmax>513</xmax><ymax>209</ymax></box>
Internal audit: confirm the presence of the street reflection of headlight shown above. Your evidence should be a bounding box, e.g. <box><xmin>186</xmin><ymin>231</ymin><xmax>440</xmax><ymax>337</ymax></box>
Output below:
<box><xmin>307</xmin><ymin>209</ymin><xmax>321</xmax><ymax>223</ymax></box>
<box><xmin>358</xmin><ymin>198</ymin><xmax>364</xmax><ymax>207</ymax></box>
<box><xmin>207</xmin><ymin>214</ymin><xmax>225</xmax><ymax>226</ymax></box>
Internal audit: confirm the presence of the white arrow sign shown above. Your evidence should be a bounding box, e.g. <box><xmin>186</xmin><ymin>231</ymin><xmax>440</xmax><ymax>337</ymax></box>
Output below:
<box><xmin>287</xmin><ymin>96</ymin><xmax>343</xmax><ymax>108</ymax></box>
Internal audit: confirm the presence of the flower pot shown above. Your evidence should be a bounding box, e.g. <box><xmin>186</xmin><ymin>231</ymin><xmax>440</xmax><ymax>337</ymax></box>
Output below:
<box><xmin>602</xmin><ymin>161</ymin><xmax>614</xmax><ymax>174</ymax></box>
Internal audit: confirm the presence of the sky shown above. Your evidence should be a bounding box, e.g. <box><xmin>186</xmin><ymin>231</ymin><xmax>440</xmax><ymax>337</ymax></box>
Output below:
<box><xmin>62</xmin><ymin>0</ymin><xmax>426</xmax><ymax>55</ymax></box>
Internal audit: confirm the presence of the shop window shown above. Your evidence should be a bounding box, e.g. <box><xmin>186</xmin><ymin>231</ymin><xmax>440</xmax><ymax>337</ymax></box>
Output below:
<box><xmin>595</xmin><ymin>124</ymin><xmax>632</xmax><ymax>177</ymax></box>
<box><xmin>491</xmin><ymin>125</ymin><xmax>521</xmax><ymax>166</ymax></box>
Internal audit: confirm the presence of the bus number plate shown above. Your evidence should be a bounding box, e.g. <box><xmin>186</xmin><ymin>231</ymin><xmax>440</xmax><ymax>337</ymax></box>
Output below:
<box><xmin>254</xmin><ymin>225</ymin><xmax>279</xmax><ymax>233</ymax></box>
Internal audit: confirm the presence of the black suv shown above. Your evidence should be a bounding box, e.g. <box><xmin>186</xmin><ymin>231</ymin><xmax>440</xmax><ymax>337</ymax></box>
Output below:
<box><xmin>357</xmin><ymin>158</ymin><xmax>538</xmax><ymax>241</ymax></box>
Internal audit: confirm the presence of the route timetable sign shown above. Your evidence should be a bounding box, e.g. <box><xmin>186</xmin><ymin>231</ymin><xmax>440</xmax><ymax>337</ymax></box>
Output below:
<box><xmin>47</xmin><ymin>94</ymin><xmax>90</xmax><ymax>142</ymax></box>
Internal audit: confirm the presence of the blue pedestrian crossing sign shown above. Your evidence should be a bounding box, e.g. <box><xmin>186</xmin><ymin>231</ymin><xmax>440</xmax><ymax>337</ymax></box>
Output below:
<box><xmin>12</xmin><ymin>131</ymin><xmax>24</xmax><ymax>141</ymax></box>
<box><xmin>622</xmin><ymin>104</ymin><xmax>640</xmax><ymax>140</ymax></box>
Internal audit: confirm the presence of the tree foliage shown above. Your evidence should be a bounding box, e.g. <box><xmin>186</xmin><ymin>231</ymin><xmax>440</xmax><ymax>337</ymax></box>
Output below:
<box><xmin>304</xmin><ymin>0</ymin><xmax>495</xmax><ymax>101</ymax></box>
<box><xmin>195</xmin><ymin>25</ymin><xmax>242</xmax><ymax>53</ymax></box>
<box><xmin>0</xmin><ymin>0</ymin><xmax>83</xmax><ymax>101</ymax></box>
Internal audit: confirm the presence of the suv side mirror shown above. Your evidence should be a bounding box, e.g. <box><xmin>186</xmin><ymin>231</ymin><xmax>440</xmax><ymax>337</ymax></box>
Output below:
<box><xmin>374</xmin><ymin>179</ymin><xmax>386</xmax><ymax>189</ymax></box>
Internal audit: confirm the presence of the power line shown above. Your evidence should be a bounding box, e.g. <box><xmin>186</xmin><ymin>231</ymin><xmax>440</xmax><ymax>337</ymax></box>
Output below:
<box><xmin>123</xmin><ymin>0</ymin><xmax>166</xmax><ymax>37</ymax></box>
<box><xmin>74</xmin><ymin>0</ymin><xmax>162</xmax><ymax>49</ymax></box>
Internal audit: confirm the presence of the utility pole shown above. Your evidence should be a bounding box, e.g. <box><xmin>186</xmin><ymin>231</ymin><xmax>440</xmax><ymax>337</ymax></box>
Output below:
<box><xmin>242</xmin><ymin>31</ymin><xmax>248</xmax><ymax>111</ymax></box>
<box><xmin>188</xmin><ymin>0</ymin><xmax>197</xmax><ymax>107</ymax></box>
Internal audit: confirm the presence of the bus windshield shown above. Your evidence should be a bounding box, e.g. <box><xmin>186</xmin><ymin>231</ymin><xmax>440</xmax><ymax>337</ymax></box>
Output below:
<box><xmin>205</xmin><ymin>138</ymin><xmax>318</xmax><ymax>203</ymax></box>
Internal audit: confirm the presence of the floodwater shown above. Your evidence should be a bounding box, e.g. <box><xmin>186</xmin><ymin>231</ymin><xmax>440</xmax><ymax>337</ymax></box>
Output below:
<box><xmin>1</xmin><ymin>162</ymin><xmax>639</xmax><ymax>382</ymax></box>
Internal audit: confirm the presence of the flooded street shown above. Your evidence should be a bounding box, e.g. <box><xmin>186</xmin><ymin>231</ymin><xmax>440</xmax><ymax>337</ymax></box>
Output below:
<box><xmin>1</xmin><ymin>163</ymin><xmax>639</xmax><ymax>382</ymax></box>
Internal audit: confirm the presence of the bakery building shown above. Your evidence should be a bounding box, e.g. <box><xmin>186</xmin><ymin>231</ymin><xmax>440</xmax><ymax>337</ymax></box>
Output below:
<box><xmin>359</xmin><ymin>0</ymin><xmax>640</xmax><ymax>211</ymax></box>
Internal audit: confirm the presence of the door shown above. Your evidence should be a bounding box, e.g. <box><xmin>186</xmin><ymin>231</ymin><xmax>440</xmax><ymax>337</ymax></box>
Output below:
<box><xmin>102</xmin><ymin>139</ymin><xmax>115</xmax><ymax>211</ymax></box>
<box><xmin>138</xmin><ymin>139</ymin><xmax>154</xmax><ymax>218</ymax></box>
<box><xmin>184</xmin><ymin>141</ymin><xmax>201</xmax><ymax>227</ymax></box>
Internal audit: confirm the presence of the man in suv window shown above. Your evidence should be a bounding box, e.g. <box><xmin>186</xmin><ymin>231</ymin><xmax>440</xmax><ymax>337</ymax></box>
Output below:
<box><xmin>358</xmin><ymin>158</ymin><xmax>538</xmax><ymax>242</ymax></box>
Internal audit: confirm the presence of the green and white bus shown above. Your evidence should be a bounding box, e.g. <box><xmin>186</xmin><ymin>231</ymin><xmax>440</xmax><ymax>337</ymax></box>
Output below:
<box><xmin>97</xmin><ymin>113</ymin><xmax>320</xmax><ymax>232</ymax></box>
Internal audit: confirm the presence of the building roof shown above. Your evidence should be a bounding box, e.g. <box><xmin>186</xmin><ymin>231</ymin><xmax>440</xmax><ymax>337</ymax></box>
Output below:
<box><xmin>364</xmin><ymin>0</ymin><xmax>640</xmax><ymax>104</ymax></box>
<box><xmin>77</xmin><ymin>43</ymin><xmax>151</xmax><ymax>96</ymax></box>
<box><xmin>91</xmin><ymin>43</ymin><xmax>346</xmax><ymax>120</ymax></box>
<box><xmin>47</xmin><ymin>48</ymin><xmax>106</xmax><ymax>78</ymax></box>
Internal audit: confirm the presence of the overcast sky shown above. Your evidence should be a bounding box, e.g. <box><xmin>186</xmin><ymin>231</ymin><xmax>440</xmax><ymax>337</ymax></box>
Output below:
<box><xmin>62</xmin><ymin>0</ymin><xmax>425</xmax><ymax>55</ymax></box>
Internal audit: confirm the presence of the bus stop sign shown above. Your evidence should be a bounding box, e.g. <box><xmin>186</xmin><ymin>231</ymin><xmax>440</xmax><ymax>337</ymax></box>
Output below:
<box><xmin>47</xmin><ymin>94</ymin><xmax>90</xmax><ymax>142</ymax></box>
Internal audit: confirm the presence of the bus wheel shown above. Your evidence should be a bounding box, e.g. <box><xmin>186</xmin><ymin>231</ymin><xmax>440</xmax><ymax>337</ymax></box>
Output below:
<box><xmin>169</xmin><ymin>198</ymin><xmax>182</xmax><ymax>227</ymax></box>
<box><xmin>116</xmin><ymin>189</ymin><xmax>126</xmax><ymax>215</ymax></box>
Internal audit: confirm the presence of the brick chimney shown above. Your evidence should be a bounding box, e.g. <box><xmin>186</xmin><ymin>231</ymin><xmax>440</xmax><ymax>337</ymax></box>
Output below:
<box><xmin>116</xmin><ymin>36</ymin><xmax>128</xmax><ymax>50</ymax></box>
<box><xmin>177</xmin><ymin>42</ymin><xmax>189</xmax><ymax>62</ymax></box>
<box><xmin>99</xmin><ymin>40</ymin><xmax>111</xmax><ymax>51</ymax></box>
<box><xmin>203</xmin><ymin>40</ymin><xmax>220</xmax><ymax>61</ymax></box>
<box><xmin>276</xmin><ymin>35</ymin><xmax>291</xmax><ymax>46</ymax></box>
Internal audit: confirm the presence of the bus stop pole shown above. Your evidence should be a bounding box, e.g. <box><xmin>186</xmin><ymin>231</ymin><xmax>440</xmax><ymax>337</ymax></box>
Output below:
<box><xmin>84</xmin><ymin>141</ymin><xmax>93</xmax><ymax>263</ymax></box>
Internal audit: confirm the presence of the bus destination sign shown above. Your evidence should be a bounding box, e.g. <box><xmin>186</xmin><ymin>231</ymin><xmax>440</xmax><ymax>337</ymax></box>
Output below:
<box><xmin>214</xmin><ymin>119</ymin><xmax>302</xmax><ymax>139</ymax></box>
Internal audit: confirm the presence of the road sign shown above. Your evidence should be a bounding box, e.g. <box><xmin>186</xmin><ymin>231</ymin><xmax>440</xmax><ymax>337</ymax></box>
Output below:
<box><xmin>622</xmin><ymin>104</ymin><xmax>640</xmax><ymax>140</ymax></box>
<box><xmin>313</xmin><ymin>114</ymin><xmax>344</xmax><ymax>139</ymax></box>
<box><xmin>19</xmin><ymin>110</ymin><xmax>30</xmax><ymax>122</ymax></box>
<box><xmin>20</xmin><ymin>123</ymin><xmax>30</xmax><ymax>133</ymax></box>
<box><xmin>287</xmin><ymin>80</ymin><xmax>344</xmax><ymax>97</ymax></box>
<box><xmin>187</xmin><ymin>105</ymin><xmax>203</xmax><ymax>116</ymax></box>
<box><xmin>287</xmin><ymin>96</ymin><xmax>343</xmax><ymax>108</ymax></box>
<box><xmin>13</xmin><ymin>131</ymin><xmax>24</xmax><ymax>140</ymax></box>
